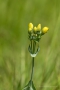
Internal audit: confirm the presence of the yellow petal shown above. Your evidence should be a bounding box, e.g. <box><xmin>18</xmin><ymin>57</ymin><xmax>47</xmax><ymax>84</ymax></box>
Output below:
<box><xmin>42</xmin><ymin>27</ymin><xmax>49</xmax><ymax>33</ymax></box>
<box><xmin>28</xmin><ymin>23</ymin><xmax>33</xmax><ymax>31</ymax></box>
<box><xmin>37</xmin><ymin>24</ymin><xmax>41</xmax><ymax>31</ymax></box>
<box><xmin>29</xmin><ymin>28</ymin><xmax>32</xmax><ymax>31</ymax></box>
<box><xmin>34</xmin><ymin>26</ymin><xmax>37</xmax><ymax>31</ymax></box>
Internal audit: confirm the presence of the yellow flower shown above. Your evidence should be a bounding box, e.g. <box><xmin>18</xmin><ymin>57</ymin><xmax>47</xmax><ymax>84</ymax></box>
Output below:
<box><xmin>37</xmin><ymin>24</ymin><xmax>41</xmax><ymax>31</ymax></box>
<box><xmin>34</xmin><ymin>26</ymin><xmax>37</xmax><ymax>31</ymax></box>
<box><xmin>28</xmin><ymin>23</ymin><xmax>33</xmax><ymax>31</ymax></box>
<box><xmin>42</xmin><ymin>27</ymin><xmax>49</xmax><ymax>33</ymax></box>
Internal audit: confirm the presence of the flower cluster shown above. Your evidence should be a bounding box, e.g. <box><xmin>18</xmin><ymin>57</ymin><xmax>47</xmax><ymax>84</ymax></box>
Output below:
<box><xmin>28</xmin><ymin>23</ymin><xmax>49</xmax><ymax>42</ymax></box>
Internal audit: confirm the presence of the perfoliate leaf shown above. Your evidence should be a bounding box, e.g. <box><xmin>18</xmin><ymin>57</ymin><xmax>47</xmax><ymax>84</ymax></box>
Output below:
<box><xmin>23</xmin><ymin>81</ymin><xmax>36</xmax><ymax>90</ymax></box>
<box><xmin>28</xmin><ymin>45</ymin><xmax>40</xmax><ymax>57</ymax></box>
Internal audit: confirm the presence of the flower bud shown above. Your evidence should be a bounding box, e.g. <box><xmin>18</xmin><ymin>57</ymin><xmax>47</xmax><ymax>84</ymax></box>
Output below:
<box><xmin>37</xmin><ymin>24</ymin><xmax>41</xmax><ymax>31</ymax></box>
<box><xmin>28</xmin><ymin>23</ymin><xmax>33</xmax><ymax>31</ymax></box>
<box><xmin>34</xmin><ymin>26</ymin><xmax>37</xmax><ymax>31</ymax></box>
<box><xmin>42</xmin><ymin>27</ymin><xmax>49</xmax><ymax>33</ymax></box>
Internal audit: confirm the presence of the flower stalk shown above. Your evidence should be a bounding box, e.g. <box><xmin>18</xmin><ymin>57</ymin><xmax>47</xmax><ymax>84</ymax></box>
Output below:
<box><xmin>30</xmin><ymin>40</ymin><xmax>35</xmax><ymax>85</ymax></box>
<box><xmin>23</xmin><ymin>22</ymin><xmax>49</xmax><ymax>90</ymax></box>
<box><xmin>31</xmin><ymin>56</ymin><xmax>34</xmax><ymax>84</ymax></box>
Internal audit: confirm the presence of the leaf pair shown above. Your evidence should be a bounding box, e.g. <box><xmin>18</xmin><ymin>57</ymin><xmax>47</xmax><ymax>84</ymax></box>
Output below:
<box><xmin>23</xmin><ymin>80</ymin><xmax>36</xmax><ymax>90</ymax></box>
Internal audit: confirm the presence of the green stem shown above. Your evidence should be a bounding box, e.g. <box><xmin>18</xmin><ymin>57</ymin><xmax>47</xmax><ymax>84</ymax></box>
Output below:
<box><xmin>30</xmin><ymin>40</ymin><xmax>35</xmax><ymax>84</ymax></box>
<box><xmin>31</xmin><ymin>57</ymin><xmax>34</xmax><ymax>83</ymax></box>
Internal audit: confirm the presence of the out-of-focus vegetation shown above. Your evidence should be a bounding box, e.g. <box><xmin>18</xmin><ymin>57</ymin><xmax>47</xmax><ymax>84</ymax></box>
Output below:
<box><xmin>0</xmin><ymin>0</ymin><xmax>60</xmax><ymax>90</ymax></box>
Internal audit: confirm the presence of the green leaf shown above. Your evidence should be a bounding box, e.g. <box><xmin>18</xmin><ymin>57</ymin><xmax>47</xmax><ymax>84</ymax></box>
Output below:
<box><xmin>23</xmin><ymin>81</ymin><xmax>36</xmax><ymax>90</ymax></box>
<box><xmin>28</xmin><ymin>44</ymin><xmax>40</xmax><ymax>57</ymax></box>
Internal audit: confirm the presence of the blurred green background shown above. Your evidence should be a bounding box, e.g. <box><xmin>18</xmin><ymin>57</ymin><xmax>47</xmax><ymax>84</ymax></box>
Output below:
<box><xmin>0</xmin><ymin>0</ymin><xmax>60</xmax><ymax>90</ymax></box>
